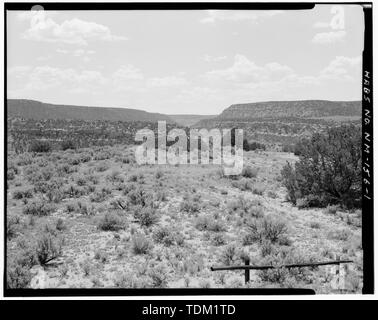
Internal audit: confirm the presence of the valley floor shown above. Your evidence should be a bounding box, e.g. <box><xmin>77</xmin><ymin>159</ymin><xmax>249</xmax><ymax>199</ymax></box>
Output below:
<box><xmin>7</xmin><ymin>146</ymin><xmax>362</xmax><ymax>293</ymax></box>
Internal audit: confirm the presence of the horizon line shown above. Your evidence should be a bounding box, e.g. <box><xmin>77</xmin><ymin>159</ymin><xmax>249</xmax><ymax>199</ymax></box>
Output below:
<box><xmin>7</xmin><ymin>97</ymin><xmax>362</xmax><ymax>116</ymax></box>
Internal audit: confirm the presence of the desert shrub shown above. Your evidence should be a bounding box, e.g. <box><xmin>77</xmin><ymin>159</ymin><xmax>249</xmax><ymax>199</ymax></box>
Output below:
<box><xmin>310</xmin><ymin>221</ymin><xmax>321</xmax><ymax>229</ymax></box>
<box><xmin>259</xmin><ymin>265</ymin><xmax>290</xmax><ymax>284</ymax></box>
<box><xmin>132</xmin><ymin>234</ymin><xmax>152</xmax><ymax>255</ymax></box>
<box><xmin>7</xmin><ymin>169</ymin><xmax>16</xmax><ymax>180</ymax></box>
<box><xmin>260</xmin><ymin>240</ymin><xmax>275</xmax><ymax>257</ymax></box>
<box><xmin>97</xmin><ymin>212</ymin><xmax>125</xmax><ymax>231</ymax></box>
<box><xmin>7</xmin><ymin>215</ymin><xmax>21</xmax><ymax>239</ymax></box>
<box><xmin>194</xmin><ymin>215</ymin><xmax>210</xmax><ymax>231</ymax></box>
<box><xmin>232</xmin><ymin>178</ymin><xmax>253</xmax><ymax>191</ymax></box>
<box><xmin>55</xmin><ymin>218</ymin><xmax>67</xmax><ymax>231</ymax></box>
<box><xmin>13</xmin><ymin>188</ymin><xmax>33</xmax><ymax>200</ymax></box>
<box><xmin>281</xmin><ymin>164</ymin><xmax>301</xmax><ymax>204</ymax></box>
<box><xmin>195</xmin><ymin>215</ymin><xmax>226</xmax><ymax>232</ymax></box>
<box><xmin>93</xmin><ymin>151</ymin><xmax>111</xmax><ymax>161</ymax></box>
<box><xmin>64</xmin><ymin>184</ymin><xmax>86</xmax><ymax>198</ymax></box>
<box><xmin>65</xmin><ymin>202</ymin><xmax>76</xmax><ymax>213</ymax></box>
<box><xmin>246</xmin><ymin>216</ymin><xmax>288</xmax><ymax>244</ymax></box>
<box><xmin>183</xmin><ymin>254</ymin><xmax>205</xmax><ymax>275</ymax></box>
<box><xmin>252</xmin><ymin>185</ymin><xmax>265</xmax><ymax>196</ymax></box>
<box><xmin>267</xmin><ymin>191</ymin><xmax>278</xmax><ymax>199</ymax></box>
<box><xmin>242</xmin><ymin>233</ymin><xmax>255</xmax><ymax>246</ymax></box>
<box><xmin>259</xmin><ymin>216</ymin><xmax>288</xmax><ymax>243</ymax></box>
<box><xmin>207</xmin><ymin>219</ymin><xmax>226</xmax><ymax>232</ymax></box>
<box><xmin>34</xmin><ymin>177</ymin><xmax>63</xmax><ymax>194</ymax></box>
<box><xmin>180</xmin><ymin>194</ymin><xmax>201</xmax><ymax>214</ymax></box>
<box><xmin>23</xmin><ymin>200</ymin><xmax>55</xmax><ymax>216</ymax></box>
<box><xmin>75</xmin><ymin>202</ymin><xmax>96</xmax><ymax>216</ymax></box>
<box><xmin>90</xmin><ymin>187</ymin><xmax>112</xmax><ymax>202</ymax></box>
<box><xmin>96</xmin><ymin>163</ymin><xmax>109</xmax><ymax>172</ymax></box>
<box><xmin>35</xmin><ymin>232</ymin><xmax>63</xmax><ymax>265</ymax></box>
<box><xmin>113</xmin><ymin>271</ymin><xmax>151</xmax><ymax>288</ymax></box>
<box><xmin>7</xmin><ymin>162</ymin><xmax>19</xmax><ymax>177</ymax></box>
<box><xmin>155</xmin><ymin>170</ymin><xmax>164</xmax><ymax>179</ymax></box>
<box><xmin>175</xmin><ymin>233</ymin><xmax>185</xmax><ymax>247</ymax></box>
<box><xmin>7</xmin><ymin>244</ymin><xmax>37</xmax><ymax>288</ymax></box>
<box><xmin>35</xmin><ymin>158</ymin><xmax>49</xmax><ymax>167</ymax></box>
<box><xmin>345</xmin><ymin>213</ymin><xmax>362</xmax><ymax>228</ymax></box>
<box><xmin>68</xmin><ymin>156</ymin><xmax>82</xmax><ymax>166</ymax></box>
<box><xmin>211</xmin><ymin>233</ymin><xmax>226</xmax><ymax>246</ymax></box>
<box><xmin>7</xmin><ymin>260</ymin><xmax>33</xmax><ymax>288</ymax></box>
<box><xmin>110</xmin><ymin>197</ymin><xmax>128</xmax><ymax>211</ymax></box>
<box><xmin>281</xmin><ymin>125</ymin><xmax>361</xmax><ymax>209</ymax></box>
<box><xmin>227</xmin><ymin>198</ymin><xmax>242</xmax><ymax>214</ymax></box>
<box><xmin>180</xmin><ymin>199</ymin><xmax>200</xmax><ymax>213</ymax></box>
<box><xmin>86</xmin><ymin>184</ymin><xmax>95</xmax><ymax>193</ymax></box>
<box><xmin>87</xmin><ymin>174</ymin><xmax>99</xmax><ymax>185</ymax></box>
<box><xmin>57</xmin><ymin>163</ymin><xmax>77</xmax><ymax>175</ymax></box>
<box><xmin>198</xmin><ymin>279</ymin><xmax>212</xmax><ymax>288</ymax></box>
<box><xmin>147</xmin><ymin>263</ymin><xmax>168</xmax><ymax>288</ymax></box>
<box><xmin>136</xmin><ymin>207</ymin><xmax>159</xmax><ymax>227</ymax></box>
<box><xmin>121</xmin><ymin>182</ymin><xmax>137</xmax><ymax>196</ymax></box>
<box><xmin>26</xmin><ymin>165</ymin><xmax>55</xmax><ymax>185</ymax></box>
<box><xmin>113</xmin><ymin>271</ymin><xmax>137</xmax><ymax>287</ymax></box>
<box><xmin>94</xmin><ymin>250</ymin><xmax>108</xmax><ymax>263</ymax></box>
<box><xmin>227</xmin><ymin>197</ymin><xmax>264</xmax><ymax>219</ymax></box>
<box><xmin>220</xmin><ymin>244</ymin><xmax>238</xmax><ymax>266</ymax></box>
<box><xmin>153</xmin><ymin>226</ymin><xmax>176</xmax><ymax>246</ymax></box>
<box><xmin>75</xmin><ymin>175</ymin><xmax>88</xmax><ymax>186</ymax></box>
<box><xmin>43</xmin><ymin>222</ymin><xmax>59</xmax><ymax>237</ymax></box>
<box><xmin>106</xmin><ymin>170</ymin><xmax>124</xmax><ymax>183</ymax></box>
<box><xmin>127</xmin><ymin>188</ymin><xmax>152</xmax><ymax>207</ymax></box>
<box><xmin>121</xmin><ymin>155</ymin><xmax>135</xmax><ymax>164</ymax></box>
<box><xmin>80</xmin><ymin>258</ymin><xmax>92</xmax><ymax>276</ymax></box>
<box><xmin>155</xmin><ymin>189</ymin><xmax>168</xmax><ymax>202</ymax></box>
<box><xmin>242</xmin><ymin>166</ymin><xmax>258</xmax><ymax>178</ymax></box>
<box><xmin>327</xmin><ymin>228</ymin><xmax>352</xmax><ymax>241</ymax></box>
<box><xmin>257</xmin><ymin>248</ymin><xmax>314</xmax><ymax>285</ymax></box>
<box><xmin>29</xmin><ymin>140</ymin><xmax>51</xmax><ymax>153</ymax></box>
<box><xmin>128</xmin><ymin>174</ymin><xmax>139</xmax><ymax>182</ymax></box>
<box><xmin>16</xmin><ymin>153</ymin><xmax>33</xmax><ymax>166</ymax></box>
<box><xmin>45</xmin><ymin>185</ymin><xmax>64</xmax><ymax>204</ymax></box>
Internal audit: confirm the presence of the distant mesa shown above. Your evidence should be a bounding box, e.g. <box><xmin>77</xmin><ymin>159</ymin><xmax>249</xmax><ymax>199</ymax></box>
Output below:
<box><xmin>7</xmin><ymin>99</ymin><xmax>174</xmax><ymax>123</ymax></box>
<box><xmin>193</xmin><ymin>100</ymin><xmax>361</xmax><ymax>127</ymax></box>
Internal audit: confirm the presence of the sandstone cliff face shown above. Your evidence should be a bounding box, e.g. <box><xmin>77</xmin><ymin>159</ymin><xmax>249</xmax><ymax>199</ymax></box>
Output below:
<box><xmin>193</xmin><ymin>100</ymin><xmax>361</xmax><ymax>147</ymax></box>
<box><xmin>217</xmin><ymin>100</ymin><xmax>361</xmax><ymax>120</ymax></box>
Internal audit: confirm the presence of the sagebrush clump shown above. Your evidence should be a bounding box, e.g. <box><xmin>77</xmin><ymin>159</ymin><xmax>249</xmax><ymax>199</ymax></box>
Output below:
<box><xmin>97</xmin><ymin>212</ymin><xmax>125</xmax><ymax>231</ymax></box>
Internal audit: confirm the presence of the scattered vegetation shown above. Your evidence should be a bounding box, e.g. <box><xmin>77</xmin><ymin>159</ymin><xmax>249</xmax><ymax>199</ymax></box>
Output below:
<box><xmin>132</xmin><ymin>234</ymin><xmax>153</xmax><ymax>255</ymax></box>
<box><xmin>6</xmin><ymin>121</ymin><xmax>362</xmax><ymax>291</ymax></box>
<box><xmin>97</xmin><ymin>212</ymin><xmax>125</xmax><ymax>231</ymax></box>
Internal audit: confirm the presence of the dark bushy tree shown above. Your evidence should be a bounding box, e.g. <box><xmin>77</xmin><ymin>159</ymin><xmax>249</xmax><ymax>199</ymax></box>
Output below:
<box><xmin>243</xmin><ymin>139</ymin><xmax>266</xmax><ymax>151</ymax></box>
<box><xmin>29</xmin><ymin>140</ymin><xmax>51</xmax><ymax>153</ymax></box>
<box><xmin>61</xmin><ymin>140</ymin><xmax>76</xmax><ymax>150</ymax></box>
<box><xmin>281</xmin><ymin>125</ymin><xmax>361</xmax><ymax>208</ymax></box>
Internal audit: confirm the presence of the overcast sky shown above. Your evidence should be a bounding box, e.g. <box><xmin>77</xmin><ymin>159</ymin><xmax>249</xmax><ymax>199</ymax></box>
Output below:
<box><xmin>7</xmin><ymin>4</ymin><xmax>364</xmax><ymax>115</ymax></box>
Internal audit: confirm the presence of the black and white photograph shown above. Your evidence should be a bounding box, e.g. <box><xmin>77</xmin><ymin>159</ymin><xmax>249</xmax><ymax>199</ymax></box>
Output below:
<box><xmin>3</xmin><ymin>2</ymin><xmax>373</xmax><ymax>296</ymax></box>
